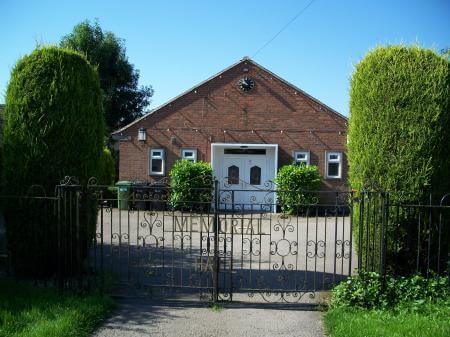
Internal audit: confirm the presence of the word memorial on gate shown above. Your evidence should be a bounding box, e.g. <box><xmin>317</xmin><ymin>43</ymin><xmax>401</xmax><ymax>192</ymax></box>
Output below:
<box><xmin>169</xmin><ymin>214</ymin><xmax>267</xmax><ymax>235</ymax></box>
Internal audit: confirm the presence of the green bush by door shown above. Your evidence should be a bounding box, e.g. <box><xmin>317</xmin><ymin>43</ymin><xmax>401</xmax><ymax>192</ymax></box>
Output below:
<box><xmin>168</xmin><ymin>160</ymin><xmax>214</xmax><ymax>211</ymax></box>
<box><xmin>274</xmin><ymin>163</ymin><xmax>321</xmax><ymax>214</ymax></box>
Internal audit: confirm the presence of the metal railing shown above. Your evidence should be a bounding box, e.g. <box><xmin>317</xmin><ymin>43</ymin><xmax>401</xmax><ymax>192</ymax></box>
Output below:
<box><xmin>0</xmin><ymin>177</ymin><xmax>448</xmax><ymax>302</ymax></box>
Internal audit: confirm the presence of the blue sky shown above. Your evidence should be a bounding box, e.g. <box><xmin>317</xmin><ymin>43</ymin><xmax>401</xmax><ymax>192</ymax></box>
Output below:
<box><xmin>0</xmin><ymin>0</ymin><xmax>449</xmax><ymax>116</ymax></box>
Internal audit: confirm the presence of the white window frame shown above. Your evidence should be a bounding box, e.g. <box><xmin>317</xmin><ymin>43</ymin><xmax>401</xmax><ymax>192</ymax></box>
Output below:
<box><xmin>326</xmin><ymin>151</ymin><xmax>342</xmax><ymax>179</ymax></box>
<box><xmin>293</xmin><ymin>150</ymin><xmax>310</xmax><ymax>165</ymax></box>
<box><xmin>149</xmin><ymin>148</ymin><xmax>165</xmax><ymax>176</ymax></box>
<box><xmin>181</xmin><ymin>148</ymin><xmax>197</xmax><ymax>162</ymax></box>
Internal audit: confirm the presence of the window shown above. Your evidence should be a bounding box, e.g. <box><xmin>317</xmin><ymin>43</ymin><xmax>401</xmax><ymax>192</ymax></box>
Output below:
<box><xmin>149</xmin><ymin>149</ymin><xmax>165</xmax><ymax>175</ymax></box>
<box><xmin>181</xmin><ymin>148</ymin><xmax>197</xmax><ymax>162</ymax></box>
<box><xmin>326</xmin><ymin>151</ymin><xmax>342</xmax><ymax>179</ymax></box>
<box><xmin>228</xmin><ymin>165</ymin><xmax>239</xmax><ymax>185</ymax></box>
<box><xmin>250</xmin><ymin>166</ymin><xmax>261</xmax><ymax>185</ymax></box>
<box><xmin>294</xmin><ymin>151</ymin><xmax>310</xmax><ymax>165</ymax></box>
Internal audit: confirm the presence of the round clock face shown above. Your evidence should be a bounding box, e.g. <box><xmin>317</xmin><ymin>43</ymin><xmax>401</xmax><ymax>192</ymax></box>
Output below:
<box><xmin>237</xmin><ymin>77</ymin><xmax>255</xmax><ymax>92</ymax></box>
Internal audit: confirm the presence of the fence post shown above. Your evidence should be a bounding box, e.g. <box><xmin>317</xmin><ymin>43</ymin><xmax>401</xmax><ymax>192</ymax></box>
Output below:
<box><xmin>358</xmin><ymin>191</ymin><xmax>364</xmax><ymax>271</ymax></box>
<box><xmin>333</xmin><ymin>192</ymin><xmax>339</xmax><ymax>286</ymax></box>
<box><xmin>212</xmin><ymin>179</ymin><xmax>219</xmax><ymax>303</ymax></box>
<box><xmin>379</xmin><ymin>192</ymin><xmax>388</xmax><ymax>277</ymax></box>
<box><xmin>348</xmin><ymin>191</ymin><xmax>354</xmax><ymax>276</ymax></box>
<box><xmin>76</xmin><ymin>189</ymin><xmax>82</xmax><ymax>290</ymax></box>
<box><xmin>56</xmin><ymin>185</ymin><xmax>64</xmax><ymax>292</ymax></box>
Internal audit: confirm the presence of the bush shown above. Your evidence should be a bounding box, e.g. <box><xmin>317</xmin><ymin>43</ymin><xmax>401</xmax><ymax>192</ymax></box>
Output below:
<box><xmin>348</xmin><ymin>45</ymin><xmax>450</xmax><ymax>274</ymax></box>
<box><xmin>2</xmin><ymin>46</ymin><xmax>104</xmax><ymax>278</ymax></box>
<box><xmin>274</xmin><ymin>164</ymin><xmax>321</xmax><ymax>213</ymax></box>
<box><xmin>4</xmin><ymin>46</ymin><xmax>104</xmax><ymax>192</ymax></box>
<box><xmin>169</xmin><ymin>160</ymin><xmax>213</xmax><ymax>211</ymax></box>
<box><xmin>330</xmin><ymin>271</ymin><xmax>450</xmax><ymax>311</ymax></box>
<box><xmin>348</xmin><ymin>45</ymin><xmax>450</xmax><ymax>198</ymax></box>
<box><xmin>98</xmin><ymin>147</ymin><xmax>116</xmax><ymax>186</ymax></box>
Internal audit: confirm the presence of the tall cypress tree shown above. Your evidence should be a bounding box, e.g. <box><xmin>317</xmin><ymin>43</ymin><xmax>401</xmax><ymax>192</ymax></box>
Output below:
<box><xmin>3</xmin><ymin>46</ymin><xmax>104</xmax><ymax>277</ymax></box>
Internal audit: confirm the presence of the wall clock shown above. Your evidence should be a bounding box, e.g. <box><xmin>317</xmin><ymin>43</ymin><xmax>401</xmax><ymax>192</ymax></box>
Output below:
<box><xmin>237</xmin><ymin>77</ymin><xmax>255</xmax><ymax>92</ymax></box>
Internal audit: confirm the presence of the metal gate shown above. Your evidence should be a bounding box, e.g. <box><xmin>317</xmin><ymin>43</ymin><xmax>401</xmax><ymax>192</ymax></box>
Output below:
<box><xmin>84</xmin><ymin>178</ymin><xmax>355</xmax><ymax>303</ymax></box>
<box><xmin>4</xmin><ymin>177</ymin><xmax>448</xmax><ymax>300</ymax></box>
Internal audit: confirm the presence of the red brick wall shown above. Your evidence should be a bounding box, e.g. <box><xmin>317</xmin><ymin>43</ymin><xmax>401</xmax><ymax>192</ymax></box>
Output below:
<box><xmin>116</xmin><ymin>60</ymin><xmax>348</xmax><ymax>191</ymax></box>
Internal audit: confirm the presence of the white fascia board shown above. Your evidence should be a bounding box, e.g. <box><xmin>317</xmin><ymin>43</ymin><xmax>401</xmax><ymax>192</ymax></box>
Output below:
<box><xmin>211</xmin><ymin>143</ymin><xmax>278</xmax><ymax>148</ymax></box>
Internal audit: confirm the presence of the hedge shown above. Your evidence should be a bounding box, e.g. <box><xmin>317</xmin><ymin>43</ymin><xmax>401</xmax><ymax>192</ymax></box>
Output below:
<box><xmin>348</xmin><ymin>45</ymin><xmax>450</xmax><ymax>274</ymax></box>
<box><xmin>2</xmin><ymin>46</ymin><xmax>104</xmax><ymax>277</ymax></box>
<box><xmin>169</xmin><ymin>160</ymin><xmax>214</xmax><ymax>211</ymax></box>
<box><xmin>274</xmin><ymin>163</ymin><xmax>321</xmax><ymax>214</ymax></box>
<box><xmin>98</xmin><ymin>147</ymin><xmax>116</xmax><ymax>186</ymax></box>
<box><xmin>348</xmin><ymin>45</ymin><xmax>450</xmax><ymax>199</ymax></box>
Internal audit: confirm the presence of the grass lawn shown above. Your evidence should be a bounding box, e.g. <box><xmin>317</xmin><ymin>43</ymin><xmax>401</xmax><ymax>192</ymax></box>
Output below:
<box><xmin>0</xmin><ymin>279</ymin><xmax>114</xmax><ymax>337</ymax></box>
<box><xmin>324</xmin><ymin>305</ymin><xmax>450</xmax><ymax>337</ymax></box>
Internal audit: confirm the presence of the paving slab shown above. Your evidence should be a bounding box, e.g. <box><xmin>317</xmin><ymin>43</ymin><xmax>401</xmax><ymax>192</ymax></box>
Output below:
<box><xmin>93</xmin><ymin>297</ymin><xmax>325</xmax><ymax>337</ymax></box>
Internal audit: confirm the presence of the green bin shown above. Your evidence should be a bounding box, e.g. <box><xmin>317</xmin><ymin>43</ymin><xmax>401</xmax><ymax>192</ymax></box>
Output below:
<box><xmin>116</xmin><ymin>181</ymin><xmax>132</xmax><ymax>210</ymax></box>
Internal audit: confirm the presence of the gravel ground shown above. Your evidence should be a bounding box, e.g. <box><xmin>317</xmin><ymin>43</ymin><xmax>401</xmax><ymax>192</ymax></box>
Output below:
<box><xmin>93</xmin><ymin>297</ymin><xmax>325</xmax><ymax>337</ymax></box>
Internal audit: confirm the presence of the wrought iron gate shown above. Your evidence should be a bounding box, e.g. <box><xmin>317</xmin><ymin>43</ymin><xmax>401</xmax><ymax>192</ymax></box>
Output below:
<box><xmin>4</xmin><ymin>177</ymin><xmax>448</xmax><ymax>300</ymax></box>
<box><xmin>82</xmin><ymin>178</ymin><xmax>356</xmax><ymax>303</ymax></box>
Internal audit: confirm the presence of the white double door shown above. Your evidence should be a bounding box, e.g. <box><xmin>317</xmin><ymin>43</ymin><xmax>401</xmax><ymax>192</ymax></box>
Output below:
<box><xmin>221</xmin><ymin>155</ymin><xmax>269</xmax><ymax>209</ymax></box>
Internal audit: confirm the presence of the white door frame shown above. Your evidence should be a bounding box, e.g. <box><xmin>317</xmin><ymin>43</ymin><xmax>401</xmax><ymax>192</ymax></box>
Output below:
<box><xmin>211</xmin><ymin>143</ymin><xmax>278</xmax><ymax>211</ymax></box>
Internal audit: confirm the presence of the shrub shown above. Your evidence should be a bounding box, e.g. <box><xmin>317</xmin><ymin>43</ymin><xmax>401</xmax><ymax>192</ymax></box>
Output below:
<box><xmin>348</xmin><ymin>45</ymin><xmax>450</xmax><ymax>273</ymax></box>
<box><xmin>4</xmin><ymin>46</ymin><xmax>104</xmax><ymax>192</ymax></box>
<box><xmin>98</xmin><ymin>147</ymin><xmax>116</xmax><ymax>186</ymax></box>
<box><xmin>3</xmin><ymin>46</ymin><xmax>104</xmax><ymax>278</ymax></box>
<box><xmin>330</xmin><ymin>271</ymin><xmax>450</xmax><ymax>311</ymax></box>
<box><xmin>274</xmin><ymin>163</ymin><xmax>321</xmax><ymax>213</ymax></box>
<box><xmin>348</xmin><ymin>45</ymin><xmax>450</xmax><ymax>198</ymax></box>
<box><xmin>169</xmin><ymin>160</ymin><xmax>213</xmax><ymax>211</ymax></box>
<box><xmin>331</xmin><ymin>271</ymin><xmax>385</xmax><ymax>309</ymax></box>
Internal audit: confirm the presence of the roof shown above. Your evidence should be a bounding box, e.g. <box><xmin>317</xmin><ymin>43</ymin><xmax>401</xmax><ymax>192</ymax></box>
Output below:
<box><xmin>112</xmin><ymin>57</ymin><xmax>347</xmax><ymax>135</ymax></box>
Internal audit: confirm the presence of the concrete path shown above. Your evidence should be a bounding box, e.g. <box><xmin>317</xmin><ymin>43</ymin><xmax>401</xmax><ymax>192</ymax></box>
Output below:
<box><xmin>93</xmin><ymin>298</ymin><xmax>325</xmax><ymax>337</ymax></box>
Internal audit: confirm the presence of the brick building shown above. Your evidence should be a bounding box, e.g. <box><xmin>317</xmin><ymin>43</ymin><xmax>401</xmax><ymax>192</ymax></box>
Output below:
<box><xmin>112</xmin><ymin>57</ymin><xmax>348</xmax><ymax>205</ymax></box>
